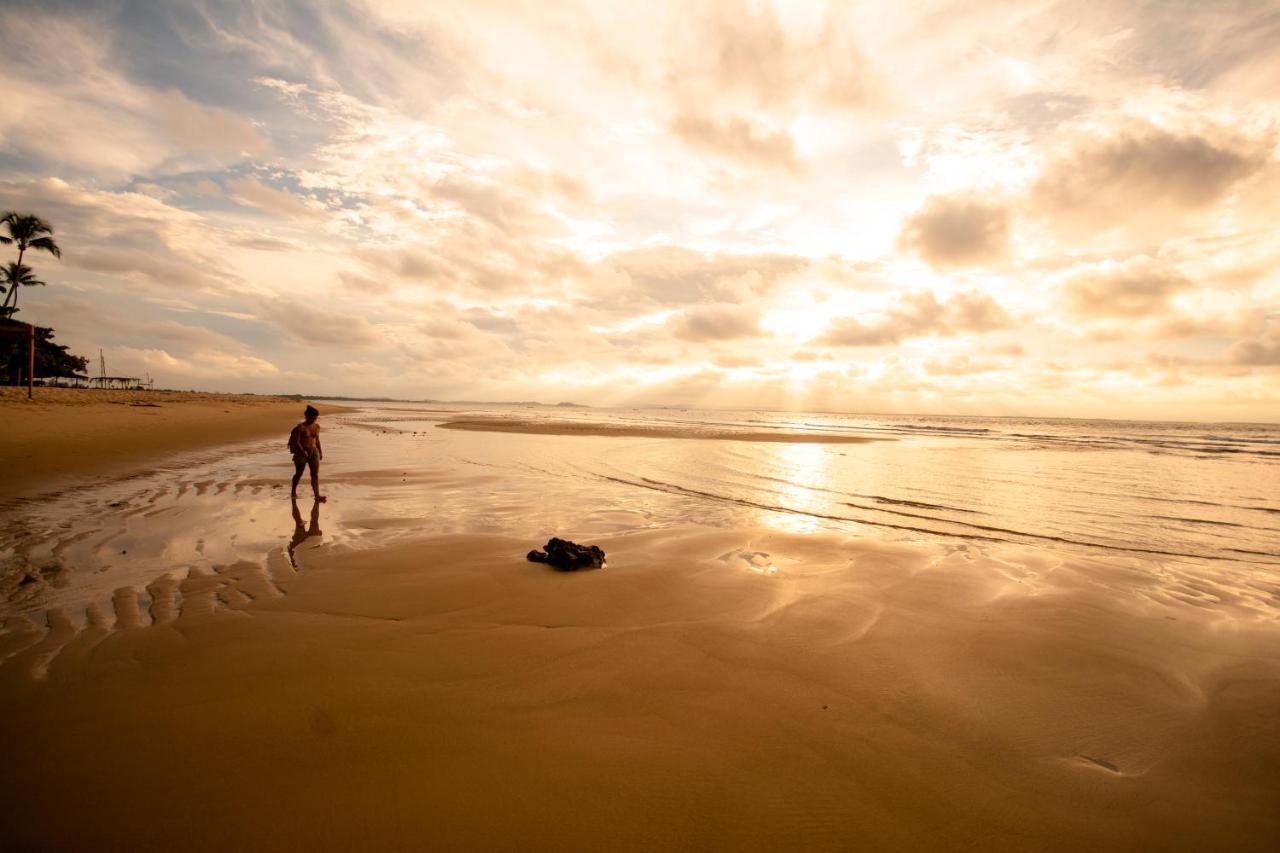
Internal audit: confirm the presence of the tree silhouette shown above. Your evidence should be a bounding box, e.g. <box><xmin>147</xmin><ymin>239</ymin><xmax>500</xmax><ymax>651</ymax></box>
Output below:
<box><xmin>0</xmin><ymin>212</ymin><xmax>61</xmax><ymax>314</ymax></box>
<box><xmin>0</xmin><ymin>262</ymin><xmax>45</xmax><ymax>317</ymax></box>
<box><xmin>0</xmin><ymin>323</ymin><xmax>88</xmax><ymax>383</ymax></box>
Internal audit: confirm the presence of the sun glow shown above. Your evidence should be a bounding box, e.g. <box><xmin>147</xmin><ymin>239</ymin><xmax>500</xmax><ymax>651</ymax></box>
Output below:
<box><xmin>762</xmin><ymin>294</ymin><xmax>833</xmax><ymax>343</ymax></box>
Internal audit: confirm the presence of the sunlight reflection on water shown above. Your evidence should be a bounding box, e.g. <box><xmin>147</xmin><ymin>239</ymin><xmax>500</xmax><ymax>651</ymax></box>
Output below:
<box><xmin>2</xmin><ymin>402</ymin><xmax>1278</xmax><ymax>627</ymax></box>
<box><xmin>761</xmin><ymin>442</ymin><xmax>829</xmax><ymax>535</ymax></box>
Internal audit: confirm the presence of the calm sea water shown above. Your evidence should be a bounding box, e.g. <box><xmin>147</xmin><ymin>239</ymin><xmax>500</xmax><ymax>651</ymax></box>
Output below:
<box><xmin>2</xmin><ymin>402</ymin><xmax>1277</xmax><ymax>627</ymax></box>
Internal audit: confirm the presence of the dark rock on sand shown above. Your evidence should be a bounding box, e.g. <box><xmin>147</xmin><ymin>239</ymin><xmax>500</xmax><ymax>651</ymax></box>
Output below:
<box><xmin>527</xmin><ymin>538</ymin><xmax>605</xmax><ymax>570</ymax></box>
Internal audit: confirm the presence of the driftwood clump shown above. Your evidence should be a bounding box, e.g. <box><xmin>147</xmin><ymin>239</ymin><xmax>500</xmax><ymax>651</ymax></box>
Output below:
<box><xmin>527</xmin><ymin>537</ymin><xmax>605</xmax><ymax>570</ymax></box>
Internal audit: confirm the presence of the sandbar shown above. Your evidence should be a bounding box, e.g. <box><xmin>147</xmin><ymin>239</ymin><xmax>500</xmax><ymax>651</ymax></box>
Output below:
<box><xmin>439</xmin><ymin>417</ymin><xmax>879</xmax><ymax>443</ymax></box>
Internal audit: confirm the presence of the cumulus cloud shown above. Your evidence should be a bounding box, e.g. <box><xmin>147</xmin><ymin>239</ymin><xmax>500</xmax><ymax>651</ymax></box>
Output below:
<box><xmin>670</xmin><ymin>303</ymin><xmax>762</xmax><ymax>341</ymax></box>
<box><xmin>898</xmin><ymin>194</ymin><xmax>1010</xmax><ymax>268</ymax></box>
<box><xmin>1227</xmin><ymin>326</ymin><xmax>1280</xmax><ymax>366</ymax></box>
<box><xmin>1059</xmin><ymin>256</ymin><xmax>1194</xmax><ymax>318</ymax></box>
<box><xmin>819</xmin><ymin>290</ymin><xmax>1012</xmax><ymax>347</ymax></box>
<box><xmin>1034</xmin><ymin>121</ymin><xmax>1271</xmax><ymax>229</ymax></box>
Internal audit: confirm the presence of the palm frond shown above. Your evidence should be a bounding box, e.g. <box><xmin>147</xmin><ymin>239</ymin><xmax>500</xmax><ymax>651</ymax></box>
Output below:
<box><xmin>2</xmin><ymin>213</ymin><xmax>56</xmax><ymax>244</ymax></box>
<box><xmin>27</xmin><ymin>236</ymin><xmax>61</xmax><ymax>258</ymax></box>
<box><xmin>1</xmin><ymin>262</ymin><xmax>44</xmax><ymax>287</ymax></box>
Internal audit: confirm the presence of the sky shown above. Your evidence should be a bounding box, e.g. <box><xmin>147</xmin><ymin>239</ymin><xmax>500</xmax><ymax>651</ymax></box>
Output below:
<box><xmin>0</xmin><ymin>0</ymin><xmax>1277</xmax><ymax>420</ymax></box>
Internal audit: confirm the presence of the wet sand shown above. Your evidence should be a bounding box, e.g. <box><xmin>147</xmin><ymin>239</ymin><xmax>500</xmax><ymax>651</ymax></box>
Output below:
<box><xmin>2</xmin><ymin>525</ymin><xmax>1278</xmax><ymax>851</ymax></box>
<box><xmin>0</xmin><ymin>388</ymin><xmax>341</xmax><ymax>502</ymax></box>
<box><xmin>1</xmin><ymin>405</ymin><xmax>1278</xmax><ymax>851</ymax></box>
<box><xmin>439</xmin><ymin>417</ymin><xmax>880</xmax><ymax>443</ymax></box>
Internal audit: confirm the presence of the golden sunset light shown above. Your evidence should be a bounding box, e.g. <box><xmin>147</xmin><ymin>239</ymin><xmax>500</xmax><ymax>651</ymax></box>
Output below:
<box><xmin>0</xmin><ymin>1</ymin><xmax>1275</xmax><ymax>417</ymax></box>
<box><xmin>1</xmin><ymin>4</ymin><xmax>1278</xmax><ymax>852</ymax></box>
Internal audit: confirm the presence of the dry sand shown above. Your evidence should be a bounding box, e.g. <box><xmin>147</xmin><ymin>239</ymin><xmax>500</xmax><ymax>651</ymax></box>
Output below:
<box><xmin>439</xmin><ymin>417</ymin><xmax>879</xmax><ymax>443</ymax></box>
<box><xmin>0</xmin><ymin>388</ymin><xmax>341</xmax><ymax>502</ymax></box>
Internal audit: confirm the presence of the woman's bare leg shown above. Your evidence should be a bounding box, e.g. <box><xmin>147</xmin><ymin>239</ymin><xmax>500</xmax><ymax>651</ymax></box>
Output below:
<box><xmin>309</xmin><ymin>457</ymin><xmax>325</xmax><ymax>502</ymax></box>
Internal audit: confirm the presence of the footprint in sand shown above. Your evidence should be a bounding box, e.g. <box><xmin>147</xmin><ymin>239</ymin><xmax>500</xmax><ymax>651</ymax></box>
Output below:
<box><xmin>1073</xmin><ymin>754</ymin><xmax>1121</xmax><ymax>774</ymax></box>
<box><xmin>718</xmin><ymin>549</ymin><xmax>780</xmax><ymax>575</ymax></box>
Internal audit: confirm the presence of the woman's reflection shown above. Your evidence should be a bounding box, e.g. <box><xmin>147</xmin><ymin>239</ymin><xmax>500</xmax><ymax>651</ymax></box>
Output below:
<box><xmin>288</xmin><ymin>497</ymin><xmax>323</xmax><ymax>567</ymax></box>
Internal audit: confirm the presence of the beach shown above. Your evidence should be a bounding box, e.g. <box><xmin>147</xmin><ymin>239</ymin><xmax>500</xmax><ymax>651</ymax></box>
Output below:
<box><xmin>0</xmin><ymin>388</ymin><xmax>322</xmax><ymax>503</ymax></box>
<box><xmin>1</xmin><ymin>402</ymin><xmax>1278</xmax><ymax>852</ymax></box>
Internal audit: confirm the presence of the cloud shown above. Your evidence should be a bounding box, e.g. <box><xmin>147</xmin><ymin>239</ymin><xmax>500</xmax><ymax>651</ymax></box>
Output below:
<box><xmin>259</xmin><ymin>300</ymin><xmax>380</xmax><ymax>349</ymax></box>
<box><xmin>670</xmin><ymin>303</ymin><xmax>762</xmax><ymax>341</ymax></box>
<box><xmin>337</xmin><ymin>271</ymin><xmax>391</xmax><ymax>294</ymax></box>
<box><xmin>114</xmin><ymin>346</ymin><xmax>280</xmax><ymax>383</ymax></box>
<box><xmin>150</xmin><ymin>88</ymin><xmax>266</xmax><ymax>159</ymax></box>
<box><xmin>420</xmin><ymin>317</ymin><xmax>474</xmax><ymax>340</ymax></box>
<box><xmin>1059</xmin><ymin>256</ymin><xmax>1194</xmax><ymax>318</ymax></box>
<box><xmin>429</xmin><ymin>172</ymin><xmax>570</xmax><ymax>237</ymax></box>
<box><xmin>1034</xmin><ymin>121</ymin><xmax>1271</xmax><ymax>228</ymax></box>
<box><xmin>948</xmin><ymin>289</ymin><xmax>1013</xmax><ymax>332</ymax></box>
<box><xmin>74</xmin><ymin>251</ymin><xmax>218</xmax><ymax>291</ymax></box>
<box><xmin>1227</xmin><ymin>327</ymin><xmax>1280</xmax><ymax>366</ymax></box>
<box><xmin>670</xmin><ymin>112</ymin><xmax>797</xmax><ymax>171</ymax></box>
<box><xmin>33</xmin><ymin>295</ymin><xmax>256</xmax><ymax>358</ymax></box>
<box><xmin>898</xmin><ymin>194</ymin><xmax>1010</xmax><ymax>268</ymax></box>
<box><xmin>819</xmin><ymin>289</ymin><xmax>1012</xmax><ymax>347</ymax></box>
<box><xmin>599</xmin><ymin>247</ymin><xmax>807</xmax><ymax>307</ymax></box>
<box><xmin>230</xmin><ymin>236</ymin><xmax>300</xmax><ymax>252</ymax></box>
<box><xmin>1</xmin><ymin>1</ymin><xmax>1276</xmax><ymax>417</ymax></box>
<box><xmin>667</xmin><ymin>2</ymin><xmax>877</xmax><ymax>113</ymax></box>
<box><xmin>816</xmin><ymin>315</ymin><xmax>901</xmax><ymax>347</ymax></box>
<box><xmin>0</xmin><ymin>8</ymin><xmax>267</xmax><ymax>177</ymax></box>
<box><xmin>922</xmin><ymin>355</ymin><xmax>1004</xmax><ymax>376</ymax></box>
<box><xmin>464</xmin><ymin>308</ymin><xmax>522</xmax><ymax>336</ymax></box>
<box><xmin>0</xmin><ymin>177</ymin><xmax>239</xmax><ymax>293</ymax></box>
<box><xmin>227</xmin><ymin>177</ymin><xmax>322</xmax><ymax>220</ymax></box>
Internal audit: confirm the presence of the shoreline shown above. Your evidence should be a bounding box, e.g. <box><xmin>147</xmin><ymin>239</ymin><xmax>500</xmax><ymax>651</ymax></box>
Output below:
<box><xmin>0</xmin><ymin>388</ymin><xmax>351</xmax><ymax>502</ymax></box>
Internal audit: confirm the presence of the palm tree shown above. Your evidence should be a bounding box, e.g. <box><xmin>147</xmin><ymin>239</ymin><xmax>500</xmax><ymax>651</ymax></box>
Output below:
<box><xmin>0</xmin><ymin>262</ymin><xmax>45</xmax><ymax>317</ymax></box>
<box><xmin>0</xmin><ymin>212</ymin><xmax>61</xmax><ymax>313</ymax></box>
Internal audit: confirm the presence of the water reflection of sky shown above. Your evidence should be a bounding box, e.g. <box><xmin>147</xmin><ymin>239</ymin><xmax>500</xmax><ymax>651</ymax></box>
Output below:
<box><xmin>2</xmin><ymin>403</ymin><xmax>1278</xmax><ymax>626</ymax></box>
